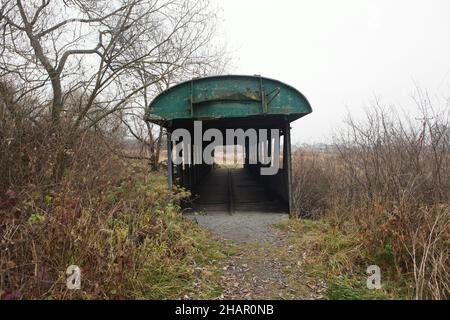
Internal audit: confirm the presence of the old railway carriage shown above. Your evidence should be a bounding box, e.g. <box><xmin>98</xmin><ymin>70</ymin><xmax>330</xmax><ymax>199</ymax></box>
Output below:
<box><xmin>145</xmin><ymin>75</ymin><xmax>312</xmax><ymax>216</ymax></box>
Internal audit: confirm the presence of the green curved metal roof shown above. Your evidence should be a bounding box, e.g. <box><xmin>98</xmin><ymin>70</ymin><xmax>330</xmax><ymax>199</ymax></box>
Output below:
<box><xmin>145</xmin><ymin>75</ymin><xmax>312</xmax><ymax>127</ymax></box>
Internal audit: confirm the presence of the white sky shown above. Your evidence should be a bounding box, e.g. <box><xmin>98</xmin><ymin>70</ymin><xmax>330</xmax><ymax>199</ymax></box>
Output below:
<box><xmin>217</xmin><ymin>0</ymin><xmax>450</xmax><ymax>143</ymax></box>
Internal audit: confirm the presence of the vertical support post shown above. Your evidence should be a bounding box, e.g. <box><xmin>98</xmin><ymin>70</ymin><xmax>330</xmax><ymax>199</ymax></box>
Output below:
<box><xmin>244</xmin><ymin>138</ymin><xmax>249</xmax><ymax>168</ymax></box>
<box><xmin>167</xmin><ymin>131</ymin><xmax>173</xmax><ymax>190</ymax></box>
<box><xmin>256</xmin><ymin>129</ymin><xmax>260</xmax><ymax>174</ymax></box>
<box><xmin>284</xmin><ymin>123</ymin><xmax>293</xmax><ymax>217</ymax></box>
<box><xmin>189</xmin><ymin>142</ymin><xmax>193</xmax><ymax>190</ymax></box>
<box><xmin>212</xmin><ymin>144</ymin><xmax>215</xmax><ymax>168</ymax></box>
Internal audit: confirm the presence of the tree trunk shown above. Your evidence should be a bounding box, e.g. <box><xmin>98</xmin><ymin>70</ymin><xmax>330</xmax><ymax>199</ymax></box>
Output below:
<box><xmin>50</xmin><ymin>74</ymin><xmax>63</xmax><ymax>128</ymax></box>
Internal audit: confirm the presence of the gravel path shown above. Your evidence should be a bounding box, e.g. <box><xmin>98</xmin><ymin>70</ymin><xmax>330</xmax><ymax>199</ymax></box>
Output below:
<box><xmin>187</xmin><ymin>212</ymin><xmax>289</xmax><ymax>244</ymax></box>
<box><xmin>184</xmin><ymin>169</ymin><xmax>320</xmax><ymax>299</ymax></box>
<box><xmin>186</xmin><ymin>211</ymin><xmax>317</xmax><ymax>299</ymax></box>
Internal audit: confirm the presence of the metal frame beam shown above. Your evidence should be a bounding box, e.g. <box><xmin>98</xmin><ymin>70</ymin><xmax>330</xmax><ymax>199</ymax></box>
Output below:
<box><xmin>283</xmin><ymin>123</ymin><xmax>293</xmax><ymax>217</ymax></box>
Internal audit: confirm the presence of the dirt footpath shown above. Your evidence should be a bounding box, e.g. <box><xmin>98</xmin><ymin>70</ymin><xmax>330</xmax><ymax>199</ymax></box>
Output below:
<box><xmin>187</xmin><ymin>212</ymin><xmax>323</xmax><ymax>300</ymax></box>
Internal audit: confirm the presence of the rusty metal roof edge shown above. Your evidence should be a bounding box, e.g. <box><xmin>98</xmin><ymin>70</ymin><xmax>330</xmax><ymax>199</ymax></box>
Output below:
<box><xmin>145</xmin><ymin>112</ymin><xmax>310</xmax><ymax>129</ymax></box>
<box><xmin>147</xmin><ymin>74</ymin><xmax>313</xmax><ymax>113</ymax></box>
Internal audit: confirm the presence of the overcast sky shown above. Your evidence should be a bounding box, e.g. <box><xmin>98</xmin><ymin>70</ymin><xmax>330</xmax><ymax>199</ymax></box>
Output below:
<box><xmin>217</xmin><ymin>0</ymin><xmax>450</xmax><ymax>143</ymax></box>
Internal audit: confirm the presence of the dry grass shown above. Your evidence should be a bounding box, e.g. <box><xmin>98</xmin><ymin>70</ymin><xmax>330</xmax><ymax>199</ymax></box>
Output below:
<box><xmin>291</xmin><ymin>105</ymin><xmax>450</xmax><ymax>300</ymax></box>
<box><xmin>0</xmin><ymin>86</ymin><xmax>228</xmax><ymax>299</ymax></box>
<box><xmin>275</xmin><ymin>219</ymin><xmax>403</xmax><ymax>299</ymax></box>
<box><xmin>0</xmin><ymin>155</ymin><xmax>229</xmax><ymax>299</ymax></box>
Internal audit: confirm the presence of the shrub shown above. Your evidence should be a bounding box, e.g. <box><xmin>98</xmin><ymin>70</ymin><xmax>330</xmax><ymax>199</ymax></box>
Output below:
<box><xmin>292</xmin><ymin>101</ymin><xmax>450</xmax><ymax>299</ymax></box>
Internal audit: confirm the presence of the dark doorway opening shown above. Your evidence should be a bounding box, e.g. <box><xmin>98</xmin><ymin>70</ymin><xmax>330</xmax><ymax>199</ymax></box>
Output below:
<box><xmin>167</xmin><ymin>117</ymin><xmax>293</xmax><ymax>214</ymax></box>
<box><xmin>193</xmin><ymin>167</ymin><xmax>286</xmax><ymax>214</ymax></box>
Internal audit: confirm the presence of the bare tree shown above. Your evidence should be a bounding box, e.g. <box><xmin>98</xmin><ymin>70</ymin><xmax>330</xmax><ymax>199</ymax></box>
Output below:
<box><xmin>0</xmin><ymin>0</ymin><xmax>224</xmax><ymax>178</ymax></box>
<box><xmin>115</xmin><ymin>2</ymin><xmax>228</xmax><ymax>171</ymax></box>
